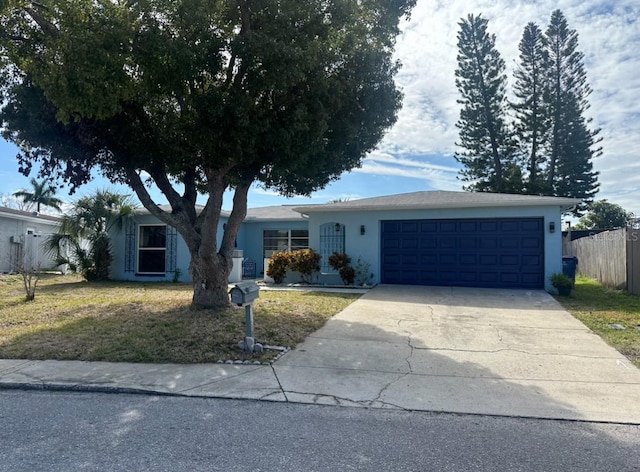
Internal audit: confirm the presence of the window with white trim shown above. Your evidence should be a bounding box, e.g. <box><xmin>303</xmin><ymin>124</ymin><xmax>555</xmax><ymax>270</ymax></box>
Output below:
<box><xmin>263</xmin><ymin>229</ymin><xmax>309</xmax><ymax>258</ymax></box>
<box><xmin>138</xmin><ymin>225</ymin><xmax>166</xmax><ymax>274</ymax></box>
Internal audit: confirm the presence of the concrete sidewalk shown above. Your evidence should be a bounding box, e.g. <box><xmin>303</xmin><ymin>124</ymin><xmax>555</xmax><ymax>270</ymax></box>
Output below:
<box><xmin>2</xmin><ymin>285</ymin><xmax>640</xmax><ymax>424</ymax></box>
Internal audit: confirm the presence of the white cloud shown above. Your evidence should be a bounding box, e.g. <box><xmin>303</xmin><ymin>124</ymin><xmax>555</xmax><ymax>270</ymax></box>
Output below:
<box><xmin>358</xmin><ymin>0</ymin><xmax>640</xmax><ymax>213</ymax></box>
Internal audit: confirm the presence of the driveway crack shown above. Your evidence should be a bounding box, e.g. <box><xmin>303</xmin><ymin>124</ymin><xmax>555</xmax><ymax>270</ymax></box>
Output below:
<box><xmin>270</xmin><ymin>364</ymin><xmax>289</xmax><ymax>402</ymax></box>
<box><xmin>410</xmin><ymin>345</ymin><xmax>618</xmax><ymax>360</ymax></box>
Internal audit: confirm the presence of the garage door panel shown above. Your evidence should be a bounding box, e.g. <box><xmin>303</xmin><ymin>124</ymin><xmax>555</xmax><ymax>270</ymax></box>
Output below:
<box><xmin>478</xmin><ymin>272</ymin><xmax>499</xmax><ymax>283</ymax></box>
<box><xmin>479</xmin><ymin>239</ymin><xmax>498</xmax><ymax>249</ymax></box>
<box><xmin>440</xmin><ymin>239</ymin><xmax>456</xmax><ymax>249</ymax></box>
<box><xmin>381</xmin><ymin>217</ymin><xmax>544</xmax><ymax>289</ymax></box>
<box><xmin>459</xmin><ymin>254</ymin><xmax>477</xmax><ymax>265</ymax></box>
<box><xmin>522</xmin><ymin>220</ymin><xmax>543</xmax><ymax>231</ymax></box>
<box><xmin>500</xmin><ymin>255</ymin><xmax>519</xmax><ymax>266</ymax></box>
<box><xmin>500</xmin><ymin>221</ymin><xmax>520</xmax><ymax>232</ymax></box>
<box><xmin>522</xmin><ymin>237</ymin><xmax>542</xmax><ymax>249</ymax></box>
<box><xmin>420</xmin><ymin>254</ymin><xmax>438</xmax><ymax>265</ymax></box>
<box><xmin>500</xmin><ymin>238</ymin><xmax>520</xmax><ymax>249</ymax></box>
<box><xmin>383</xmin><ymin>238</ymin><xmax>401</xmax><ymax>249</ymax></box>
<box><xmin>439</xmin><ymin>254</ymin><xmax>457</xmax><ymax>265</ymax></box>
<box><xmin>439</xmin><ymin>222</ymin><xmax>457</xmax><ymax>232</ymax></box>
<box><xmin>459</xmin><ymin>222</ymin><xmax>477</xmax><ymax>232</ymax></box>
<box><xmin>522</xmin><ymin>255</ymin><xmax>541</xmax><ymax>266</ymax></box>
<box><xmin>402</xmin><ymin>239</ymin><xmax>418</xmax><ymax>249</ymax></box>
<box><xmin>420</xmin><ymin>222</ymin><xmax>438</xmax><ymax>232</ymax></box>
<box><xmin>401</xmin><ymin>222</ymin><xmax>418</xmax><ymax>233</ymax></box>
<box><xmin>459</xmin><ymin>238</ymin><xmax>477</xmax><ymax>249</ymax></box>
<box><xmin>479</xmin><ymin>221</ymin><xmax>498</xmax><ymax>231</ymax></box>
<box><xmin>420</xmin><ymin>238</ymin><xmax>438</xmax><ymax>249</ymax></box>
<box><xmin>479</xmin><ymin>254</ymin><xmax>498</xmax><ymax>265</ymax></box>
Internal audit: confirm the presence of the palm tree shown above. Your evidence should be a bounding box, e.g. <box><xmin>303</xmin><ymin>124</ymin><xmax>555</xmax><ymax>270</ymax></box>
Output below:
<box><xmin>45</xmin><ymin>190</ymin><xmax>137</xmax><ymax>280</ymax></box>
<box><xmin>12</xmin><ymin>178</ymin><xmax>63</xmax><ymax>213</ymax></box>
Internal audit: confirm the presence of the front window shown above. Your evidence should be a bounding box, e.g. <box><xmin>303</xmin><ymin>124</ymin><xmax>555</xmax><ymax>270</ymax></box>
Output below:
<box><xmin>263</xmin><ymin>229</ymin><xmax>309</xmax><ymax>258</ymax></box>
<box><xmin>138</xmin><ymin>225</ymin><xmax>166</xmax><ymax>274</ymax></box>
<box><xmin>320</xmin><ymin>222</ymin><xmax>345</xmax><ymax>273</ymax></box>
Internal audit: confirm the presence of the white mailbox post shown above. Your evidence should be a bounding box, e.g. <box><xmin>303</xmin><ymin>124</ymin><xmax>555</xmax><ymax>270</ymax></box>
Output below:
<box><xmin>229</xmin><ymin>281</ymin><xmax>263</xmax><ymax>353</ymax></box>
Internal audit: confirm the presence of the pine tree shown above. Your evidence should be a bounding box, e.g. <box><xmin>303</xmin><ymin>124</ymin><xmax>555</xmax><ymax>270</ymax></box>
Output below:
<box><xmin>512</xmin><ymin>22</ymin><xmax>551</xmax><ymax>195</ymax></box>
<box><xmin>544</xmin><ymin>10</ymin><xmax>600</xmax><ymax>211</ymax></box>
<box><xmin>454</xmin><ymin>14</ymin><xmax>520</xmax><ymax>193</ymax></box>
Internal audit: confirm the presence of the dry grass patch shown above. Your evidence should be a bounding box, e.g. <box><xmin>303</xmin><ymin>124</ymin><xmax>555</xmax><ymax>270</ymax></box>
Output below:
<box><xmin>556</xmin><ymin>275</ymin><xmax>640</xmax><ymax>367</ymax></box>
<box><xmin>0</xmin><ymin>274</ymin><xmax>360</xmax><ymax>363</ymax></box>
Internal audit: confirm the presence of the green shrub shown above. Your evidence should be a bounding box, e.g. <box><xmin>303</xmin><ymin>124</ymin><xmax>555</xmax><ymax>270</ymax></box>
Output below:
<box><xmin>355</xmin><ymin>257</ymin><xmax>374</xmax><ymax>286</ymax></box>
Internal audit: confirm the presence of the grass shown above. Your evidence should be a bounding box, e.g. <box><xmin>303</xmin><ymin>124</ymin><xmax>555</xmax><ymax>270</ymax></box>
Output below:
<box><xmin>0</xmin><ymin>274</ymin><xmax>360</xmax><ymax>364</ymax></box>
<box><xmin>555</xmin><ymin>275</ymin><xmax>640</xmax><ymax>367</ymax></box>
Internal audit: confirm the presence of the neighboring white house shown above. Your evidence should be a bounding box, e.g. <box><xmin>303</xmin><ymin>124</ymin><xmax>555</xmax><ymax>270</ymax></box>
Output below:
<box><xmin>109</xmin><ymin>191</ymin><xmax>579</xmax><ymax>293</ymax></box>
<box><xmin>0</xmin><ymin>206</ymin><xmax>62</xmax><ymax>273</ymax></box>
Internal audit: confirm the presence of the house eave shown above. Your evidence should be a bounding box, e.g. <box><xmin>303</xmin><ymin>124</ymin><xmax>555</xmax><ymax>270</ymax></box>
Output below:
<box><xmin>0</xmin><ymin>209</ymin><xmax>61</xmax><ymax>225</ymax></box>
<box><xmin>292</xmin><ymin>198</ymin><xmax>582</xmax><ymax>214</ymax></box>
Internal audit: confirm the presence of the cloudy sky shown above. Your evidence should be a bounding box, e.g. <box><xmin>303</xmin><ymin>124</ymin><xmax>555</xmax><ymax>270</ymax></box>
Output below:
<box><xmin>0</xmin><ymin>0</ymin><xmax>638</xmax><ymax>215</ymax></box>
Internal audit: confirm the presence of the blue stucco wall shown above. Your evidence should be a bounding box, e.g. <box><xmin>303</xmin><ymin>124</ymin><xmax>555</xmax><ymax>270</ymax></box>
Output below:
<box><xmin>306</xmin><ymin>205</ymin><xmax>564</xmax><ymax>292</ymax></box>
<box><xmin>240</xmin><ymin>220</ymin><xmax>309</xmax><ymax>275</ymax></box>
<box><xmin>110</xmin><ymin>205</ymin><xmax>565</xmax><ymax>292</ymax></box>
<box><xmin>110</xmin><ymin>214</ymin><xmax>228</xmax><ymax>282</ymax></box>
<box><xmin>110</xmin><ymin>214</ymin><xmax>308</xmax><ymax>282</ymax></box>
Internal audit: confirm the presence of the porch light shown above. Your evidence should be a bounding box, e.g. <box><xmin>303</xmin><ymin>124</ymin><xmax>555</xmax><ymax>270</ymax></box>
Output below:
<box><xmin>549</xmin><ymin>221</ymin><xmax>555</xmax><ymax>233</ymax></box>
<box><xmin>360</xmin><ymin>225</ymin><xmax>366</xmax><ymax>235</ymax></box>
<box><xmin>335</xmin><ymin>223</ymin><xmax>341</xmax><ymax>232</ymax></box>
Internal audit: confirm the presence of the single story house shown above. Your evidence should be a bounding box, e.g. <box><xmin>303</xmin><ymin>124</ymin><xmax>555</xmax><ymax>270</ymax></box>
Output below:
<box><xmin>109</xmin><ymin>191</ymin><xmax>578</xmax><ymax>292</ymax></box>
<box><xmin>0</xmin><ymin>206</ymin><xmax>62</xmax><ymax>273</ymax></box>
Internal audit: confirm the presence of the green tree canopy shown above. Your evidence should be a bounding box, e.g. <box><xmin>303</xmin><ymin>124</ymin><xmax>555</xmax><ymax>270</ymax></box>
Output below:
<box><xmin>574</xmin><ymin>200</ymin><xmax>633</xmax><ymax>230</ymax></box>
<box><xmin>0</xmin><ymin>0</ymin><xmax>415</xmax><ymax>307</ymax></box>
<box><xmin>454</xmin><ymin>13</ymin><xmax>521</xmax><ymax>193</ymax></box>
<box><xmin>454</xmin><ymin>10</ymin><xmax>600</xmax><ymax>215</ymax></box>
<box><xmin>512</xmin><ymin>22</ymin><xmax>550</xmax><ymax>194</ymax></box>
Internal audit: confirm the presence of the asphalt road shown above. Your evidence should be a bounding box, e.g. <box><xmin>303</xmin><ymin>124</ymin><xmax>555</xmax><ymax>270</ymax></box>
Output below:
<box><xmin>1</xmin><ymin>390</ymin><xmax>639</xmax><ymax>472</ymax></box>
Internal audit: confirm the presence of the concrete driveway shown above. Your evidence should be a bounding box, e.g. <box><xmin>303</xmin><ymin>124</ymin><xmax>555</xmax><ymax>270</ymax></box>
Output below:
<box><xmin>273</xmin><ymin>285</ymin><xmax>640</xmax><ymax>423</ymax></box>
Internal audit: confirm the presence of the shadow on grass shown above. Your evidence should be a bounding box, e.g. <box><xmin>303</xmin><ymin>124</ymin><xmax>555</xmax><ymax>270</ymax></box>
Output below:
<box><xmin>0</xmin><ymin>288</ymin><xmax>359</xmax><ymax>364</ymax></box>
<box><xmin>35</xmin><ymin>278</ymin><xmax>192</xmax><ymax>295</ymax></box>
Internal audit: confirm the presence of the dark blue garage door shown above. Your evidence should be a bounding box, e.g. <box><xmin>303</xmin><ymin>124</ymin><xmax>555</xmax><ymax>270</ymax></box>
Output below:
<box><xmin>381</xmin><ymin>218</ymin><xmax>544</xmax><ymax>289</ymax></box>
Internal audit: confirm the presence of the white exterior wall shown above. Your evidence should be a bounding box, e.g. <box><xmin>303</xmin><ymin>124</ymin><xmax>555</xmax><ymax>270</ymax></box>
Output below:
<box><xmin>0</xmin><ymin>214</ymin><xmax>60</xmax><ymax>273</ymax></box>
<box><xmin>307</xmin><ymin>205</ymin><xmax>563</xmax><ymax>292</ymax></box>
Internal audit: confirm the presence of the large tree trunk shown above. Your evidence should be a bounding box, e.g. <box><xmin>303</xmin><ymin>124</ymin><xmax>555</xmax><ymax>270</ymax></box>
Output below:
<box><xmin>189</xmin><ymin>175</ymin><xmax>251</xmax><ymax>309</ymax></box>
<box><xmin>124</xmin><ymin>167</ymin><xmax>252</xmax><ymax>310</ymax></box>
<box><xmin>190</xmin><ymin>251</ymin><xmax>232</xmax><ymax>309</ymax></box>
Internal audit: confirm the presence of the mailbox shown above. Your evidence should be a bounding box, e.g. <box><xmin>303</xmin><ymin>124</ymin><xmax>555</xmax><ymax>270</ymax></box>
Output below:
<box><xmin>229</xmin><ymin>281</ymin><xmax>260</xmax><ymax>306</ymax></box>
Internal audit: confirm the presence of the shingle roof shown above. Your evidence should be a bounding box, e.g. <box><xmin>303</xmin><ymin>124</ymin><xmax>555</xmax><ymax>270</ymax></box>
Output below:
<box><xmin>0</xmin><ymin>206</ymin><xmax>62</xmax><ymax>223</ymax></box>
<box><xmin>133</xmin><ymin>204</ymin><xmax>304</xmax><ymax>221</ymax></box>
<box><xmin>292</xmin><ymin>191</ymin><xmax>581</xmax><ymax>213</ymax></box>
<box><xmin>245</xmin><ymin>205</ymin><xmax>306</xmax><ymax>221</ymax></box>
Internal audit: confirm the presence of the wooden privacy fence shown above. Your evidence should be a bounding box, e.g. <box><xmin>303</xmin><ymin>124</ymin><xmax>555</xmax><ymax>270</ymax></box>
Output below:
<box><xmin>564</xmin><ymin>228</ymin><xmax>640</xmax><ymax>294</ymax></box>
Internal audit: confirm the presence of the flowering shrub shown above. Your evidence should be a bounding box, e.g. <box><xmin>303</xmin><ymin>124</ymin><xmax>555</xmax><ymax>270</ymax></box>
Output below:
<box><xmin>267</xmin><ymin>249</ymin><xmax>321</xmax><ymax>284</ymax></box>
<box><xmin>328</xmin><ymin>252</ymin><xmax>355</xmax><ymax>285</ymax></box>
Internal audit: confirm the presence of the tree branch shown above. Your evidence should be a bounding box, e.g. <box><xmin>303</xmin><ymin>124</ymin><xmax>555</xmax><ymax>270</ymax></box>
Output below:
<box><xmin>24</xmin><ymin>5</ymin><xmax>59</xmax><ymax>39</ymax></box>
<box><xmin>220</xmin><ymin>177</ymin><xmax>251</xmax><ymax>257</ymax></box>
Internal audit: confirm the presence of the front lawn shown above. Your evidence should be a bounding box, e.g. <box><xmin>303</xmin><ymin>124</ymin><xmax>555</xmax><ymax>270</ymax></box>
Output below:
<box><xmin>0</xmin><ymin>274</ymin><xmax>359</xmax><ymax>363</ymax></box>
<box><xmin>555</xmin><ymin>275</ymin><xmax>640</xmax><ymax>367</ymax></box>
